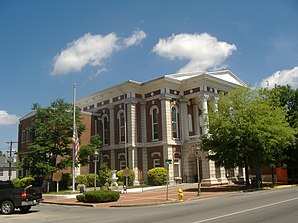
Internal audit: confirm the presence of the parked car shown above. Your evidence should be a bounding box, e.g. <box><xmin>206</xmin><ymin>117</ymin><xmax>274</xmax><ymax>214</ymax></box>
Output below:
<box><xmin>0</xmin><ymin>180</ymin><xmax>43</xmax><ymax>214</ymax></box>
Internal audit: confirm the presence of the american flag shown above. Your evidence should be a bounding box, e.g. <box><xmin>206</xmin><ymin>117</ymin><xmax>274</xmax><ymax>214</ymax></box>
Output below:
<box><xmin>72</xmin><ymin>126</ymin><xmax>80</xmax><ymax>161</ymax></box>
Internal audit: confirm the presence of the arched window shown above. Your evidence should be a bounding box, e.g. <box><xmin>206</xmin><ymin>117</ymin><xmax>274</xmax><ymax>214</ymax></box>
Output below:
<box><xmin>150</xmin><ymin>106</ymin><xmax>159</xmax><ymax>140</ymax></box>
<box><xmin>118</xmin><ymin>110</ymin><xmax>125</xmax><ymax>142</ymax></box>
<box><xmin>102</xmin><ymin>115</ymin><xmax>109</xmax><ymax>145</ymax></box>
<box><xmin>171</xmin><ymin>106</ymin><xmax>178</xmax><ymax>139</ymax></box>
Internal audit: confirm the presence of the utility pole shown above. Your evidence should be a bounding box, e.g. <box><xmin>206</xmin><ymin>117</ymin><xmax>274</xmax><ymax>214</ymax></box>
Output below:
<box><xmin>5</xmin><ymin>141</ymin><xmax>17</xmax><ymax>180</ymax></box>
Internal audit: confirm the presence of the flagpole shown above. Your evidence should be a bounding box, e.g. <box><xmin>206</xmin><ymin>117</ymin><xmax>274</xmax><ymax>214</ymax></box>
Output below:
<box><xmin>72</xmin><ymin>83</ymin><xmax>76</xmax><ymax>192</ymax></box>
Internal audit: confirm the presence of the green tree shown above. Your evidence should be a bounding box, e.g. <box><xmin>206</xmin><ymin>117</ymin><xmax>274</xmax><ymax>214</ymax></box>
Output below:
<box><xmin>264</xmin><ymin>85</ymin><xmax>298</xmax><ymax>129</ymax></box>
<box><xmin>22</xmin><ymin>99</ymin><xmax>85</xmax><ymax>183</ymax></box>
<box><xmin>202</xmin><ymin>88</ymin><xmax>296</xmax><ymax>187</ymax></box>
<box><xmin>264</xmin><ymin>85</ymin><xmax>298</xmax><ymax>183</ymax></box>
<box><xmin>78</xmin><ymin>134</ymin><xmax>102</xmax><ymax>165</ymax></box>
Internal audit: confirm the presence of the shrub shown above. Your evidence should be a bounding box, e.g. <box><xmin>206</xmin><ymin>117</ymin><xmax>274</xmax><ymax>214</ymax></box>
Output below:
<box><xmin>76</xmin><ymin>194</ymin><xmax>86</xmax><ymax>202</ymax></box>
<box><xmin>87</xmin><ymin>173</ymin><xmax>99</xmax><ymax>187</ymax></box>
<box><xmin>12</xmin><ymin>177</ymin><xmax>35</xmax><ymax>188</ymax></box>
<box><xmin>117</xmin><ymin>181</ymin><xmax>123</xmax><ymax>186</ymax></box>
<box><xmin>20</xmin><ymin>176</ymin><xmax>35</xmax><ymax>187</ymax></box>
<box><xmin>147</xmin><ymin>167</ymin><xmax>167</xmax><ymax>186</ymax></box>
<box><xmin>116</xmin><ymin>169</ymin><xmax>135</xmax><ymax>186</ymax></box>
<box><xmin>76</xmin><ymin>175</ymin><xmax>88</xmax><ymax>187</ymax></box>
<box><xmin>11</xmin><ymin>178</ymin><xmax>22</xmax><ymax>188</ymax></box>
<box><xmin>98</xmin><ymin>164</ymin><xmax>111</xmax><ymax>187</ymax></box>
<box><xmin>77</xmin><ymin>190</ymin><xmax>120</xmax><ymax>203</ymax></box>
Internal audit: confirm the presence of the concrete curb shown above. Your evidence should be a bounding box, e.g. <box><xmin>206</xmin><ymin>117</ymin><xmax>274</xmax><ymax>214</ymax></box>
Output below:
<box><xmin>42</xmin><ymin>201</ymin><xmax>96</xmax><ymax>207</ymax></box>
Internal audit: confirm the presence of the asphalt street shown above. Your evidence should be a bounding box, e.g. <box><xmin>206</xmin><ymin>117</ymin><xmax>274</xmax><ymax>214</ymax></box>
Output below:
<box><xmin>2</xmin><ymin>186</ymin><xmax>298</xmax><ymax>223</ymax></box>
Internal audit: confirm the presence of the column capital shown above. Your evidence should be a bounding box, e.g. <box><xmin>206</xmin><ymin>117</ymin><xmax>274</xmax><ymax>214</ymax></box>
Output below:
<box><xmin>199</xmin><ymin>93</ymin><xmax>209</xmax><ymax>101</ymax></box>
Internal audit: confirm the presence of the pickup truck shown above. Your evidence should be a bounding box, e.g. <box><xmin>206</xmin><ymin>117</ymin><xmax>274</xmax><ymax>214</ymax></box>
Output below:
<box><xmin>0</xmin><ymin>180</ymin><xmax>43</xmax><ymax>214</ymax></box>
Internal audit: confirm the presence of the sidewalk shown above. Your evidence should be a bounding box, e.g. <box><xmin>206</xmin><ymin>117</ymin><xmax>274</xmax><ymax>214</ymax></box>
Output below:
<box><xmin>42</xmin><ymin>183</ymin><xmax>245</xmax><ymax>207</ymax></box>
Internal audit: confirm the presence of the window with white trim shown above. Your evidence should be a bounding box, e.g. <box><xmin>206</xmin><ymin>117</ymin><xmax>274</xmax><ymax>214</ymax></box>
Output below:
<box><xmin>174</xmin><ymin>158</ymin><xmax>181</xmax><ymax>178</ymax></box>
<box><xmin>118</xmin><ymin>111</ymin><xmax>125</xmax><ymax>142</ymax></box>
<box><xmin>150</xmin><ymin>106</ymin><xmax>159</xmax><ymax>140</ymax></box>
<box><xmin>172</xmin><ymin>106</ymin><xmax>178</xmax><ymax>139</ymax></box>
<box><xmin>120</xmin><ymin>160</ymin><xmax>126</xmax><ymax>170</ymax></box>
<box><xmin>153</xmin><ymin>159</ymin><xmax>161</xmax><ymax>168</ymax></box>
<box><xmin>102</xmin><ymin>115</ymin><xmax>109</xmax><ymax>145</ymax></box>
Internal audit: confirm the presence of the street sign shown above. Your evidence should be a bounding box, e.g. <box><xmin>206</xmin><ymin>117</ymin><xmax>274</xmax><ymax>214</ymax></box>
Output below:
<box><xmin>165</xmin><ymin>159</ymin><xmax>172</xmax><ymax>164</ymax></box>
<box><xmin>123</xmin><ymin>167</ymin><xmax>131</xmax><ymax>177</ymax></box>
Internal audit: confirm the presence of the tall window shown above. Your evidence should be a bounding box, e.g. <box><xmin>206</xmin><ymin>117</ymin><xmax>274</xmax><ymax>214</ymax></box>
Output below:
<box><xmin>172</xmin><ymin>106</ymin><xmax>178</xmax><ymax>139</ymax></box>
<box><xmin>94</xmin><ymin>119</ymin><xmax>98</xmax><ymax>135</ymax></box>
<box><xmin>21</xmin><ymin>130</ymin><xmax>26</xmax><ymax>143</ymax></box>
<box><xmin>174</xmin><ymin>158</ymin><xmax>181</xmax><ymax>178</ymax></box>
<box><xmin>151</xmin><ymin>106</ymin><xmax>159</xmax><ymax>140</ymax></box>
<box><xmin>120</xmin><ymin>160</ymin><xmax>126</xmax><ymax>170</ymax></box>
<box><xmin>153</xmin><ymin>159</ymin><xmax>161</xmax><ymax>168</ymax></box>
<box><xmin>102</xmin><ymin>115</ymin><xmax>109</xmax><ymax>145</ymax></box>
<box><xmin>119</xmin><ymin>111</ymin><xmax>125</xmax><ymax>142</ymax></box>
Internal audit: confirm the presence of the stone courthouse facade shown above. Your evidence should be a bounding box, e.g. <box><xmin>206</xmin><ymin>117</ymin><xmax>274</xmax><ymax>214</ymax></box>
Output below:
<box><xmin>75</xmin><ymin>70</ymin><xmax>247</xmax><ymax>186</ymax></box>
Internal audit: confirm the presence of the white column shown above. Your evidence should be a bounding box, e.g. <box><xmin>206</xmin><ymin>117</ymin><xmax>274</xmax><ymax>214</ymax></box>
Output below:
<box><xmin>163</xmin><ymin>145</ymin><xmax>175</xmax><ymax>185</ymax></box>
<box><xmin>192</xmin><ymin>99</ymin><xmax>200</xmax><ymax>136</ymax></box>
<box><xmin>129</xmin><ymin>147</ymin><xmax>139</xmax><ymax>185</ymax></box>
<box><xmin>200</xmin><ymin>94</ymin><xmax>209</xmax><ymax>134</ymax></box>
<box><xmin>126</xmin><ymin>102</ymin><xmax>137</xmax><ymax>147</ymax></box>
<box><xmin>126</xmin><ymin>101</ymin><xmax>139</xmax><ymax>185</ymax></box>
<box><xmin>214</xmin><ymin>96</ymin><xmax>219</xmax><ymax>112</ymax></box>
<box><xmin>217</xmin><ymin>167</ymin><xmax>229</xmax><ymax>184</ymax></box>
<box><xmin>161</xmin><ymin>96</ymin><xmax>172</xmax><ymax>143</ymax></box>
<box><xmin>182</xmin><ymin>147</ymin><xmax>191</xmax><ymax>182</ymax></box>
<box><xmin>201</xmin><ymin>157</ymin><xmax>219</xmax><ymax>186</ymax></box>
<box><xmin>180</xmin><ymin>99</ymin><xmax>189</xmax><ymax>140</ymax></box>
<box><xmin>140</xmin><ymin>102</ymin><xmax>147</xmax><ymax>143</ymax></box>
<box><xmin>142</xmin><ymin>148</ymin><xmax>148</xmax><ymax>183</ymax></box>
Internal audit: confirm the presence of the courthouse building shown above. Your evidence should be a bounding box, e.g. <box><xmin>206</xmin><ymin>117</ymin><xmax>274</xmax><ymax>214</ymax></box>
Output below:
<box><xmin>18</xmin><ymin>70</ymin><xmax>247</xmax><ymax>186</ymax></box>
<box><xmin>76</xmin><ymin>69</ymin><xmax>247</xmax><ymax>185</ymax></box>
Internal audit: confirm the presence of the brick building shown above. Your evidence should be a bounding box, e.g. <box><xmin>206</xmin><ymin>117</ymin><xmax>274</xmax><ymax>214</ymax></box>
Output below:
<box><xmin>18</xmin><ymin>70</ymin><xmax>247</xmax><ymax>186</ymax></box>
<box><xmin>76</xmin><ymin>70</ymin><xmax>247</xmax><ymax>185</ymax></box>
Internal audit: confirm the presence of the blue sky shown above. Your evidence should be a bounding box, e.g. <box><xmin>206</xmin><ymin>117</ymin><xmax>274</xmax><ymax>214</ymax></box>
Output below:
<box><xmin>0</xmin><ymin>0</ymin><xmax>298</xmax><ymax>153</ymax></box>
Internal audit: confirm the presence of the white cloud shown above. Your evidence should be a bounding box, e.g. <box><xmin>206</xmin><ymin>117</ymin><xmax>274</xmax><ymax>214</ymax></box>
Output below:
<box><xmin>260</xmin><ymin>67</ymin><xmax>298</xmax><ymax>89</ymax></box>
<box><xmin>0</xmin><ymin>110</ymin><xmax>19</xmax><ymax>126</ymax></box>
<box><xmin>122</xmin><ymin>30</ymin><xmax>147</xmax><ymax>47</ymax></box>
<box><xmin>51</xmin><ymin>30</ymin><xmax>146</xmax><ymax>75</ymax></box>
<box><xmin>152</xmin><ymin>33</ymin><xmax>237</xmax><ymax>73</ymax></box>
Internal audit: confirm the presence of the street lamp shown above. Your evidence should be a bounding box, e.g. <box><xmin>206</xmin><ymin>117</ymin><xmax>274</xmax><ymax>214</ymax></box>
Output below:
<box><xmin>194</xmin><ymin>148</ymin><xmax>202</xmax><ymax>196</ymax></box>
<box><xmin>94</xmin><ymin>150</ymin><xmax>99</xmax><ymax>191</ymax></box>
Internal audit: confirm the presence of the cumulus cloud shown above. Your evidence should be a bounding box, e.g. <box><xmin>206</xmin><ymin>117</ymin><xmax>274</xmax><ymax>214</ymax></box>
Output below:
<box><xmin>122</xmin><ymin>30</ymin><xmax>147</xmax><ymax>47</ymax></box>
<box><xmin>0</xmin><ymin>110</ymin><xmax>19</xmax><ymax>126</ymax></box>
<box><xmin>51</xmin><ymin>30</ymin><xmax>146</xmax><ymax>75</ymax></box>
<box><xmin>152</xmin><ymin>33</ymin><xmax>237</xmax><ymax>73</ymax></box>
<box><xmin>260</xmin><ymin>67</ymin><xmax>298</xmax><ymax>89</ymax></box>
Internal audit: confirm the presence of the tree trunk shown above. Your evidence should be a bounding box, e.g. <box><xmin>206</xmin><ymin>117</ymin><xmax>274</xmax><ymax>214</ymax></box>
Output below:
<box><xmin>255</xmin><ymin>167</ymin><xmax>262</xmax><ymax>189</ymax></box>
<box><xmin>245</xmin><ymin>164</ymin><xmax>250</xmax><ymax>188</ymax></box>
<box><xmin>271</xmin><ymin>166</ymin><xmax>276</xmax><ymax>186</ymax></box>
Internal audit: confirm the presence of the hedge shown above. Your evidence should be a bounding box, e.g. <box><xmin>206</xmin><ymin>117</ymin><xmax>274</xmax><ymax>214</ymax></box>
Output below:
<box><xmin>147</xmin><ymin>167</ymin><xmax>167</xmax><ymax>186</ymax></box>
<box><xmin>76</xmin><ymin>190</ymin><xmax>120</xmax><ymax>203</ymax></box>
